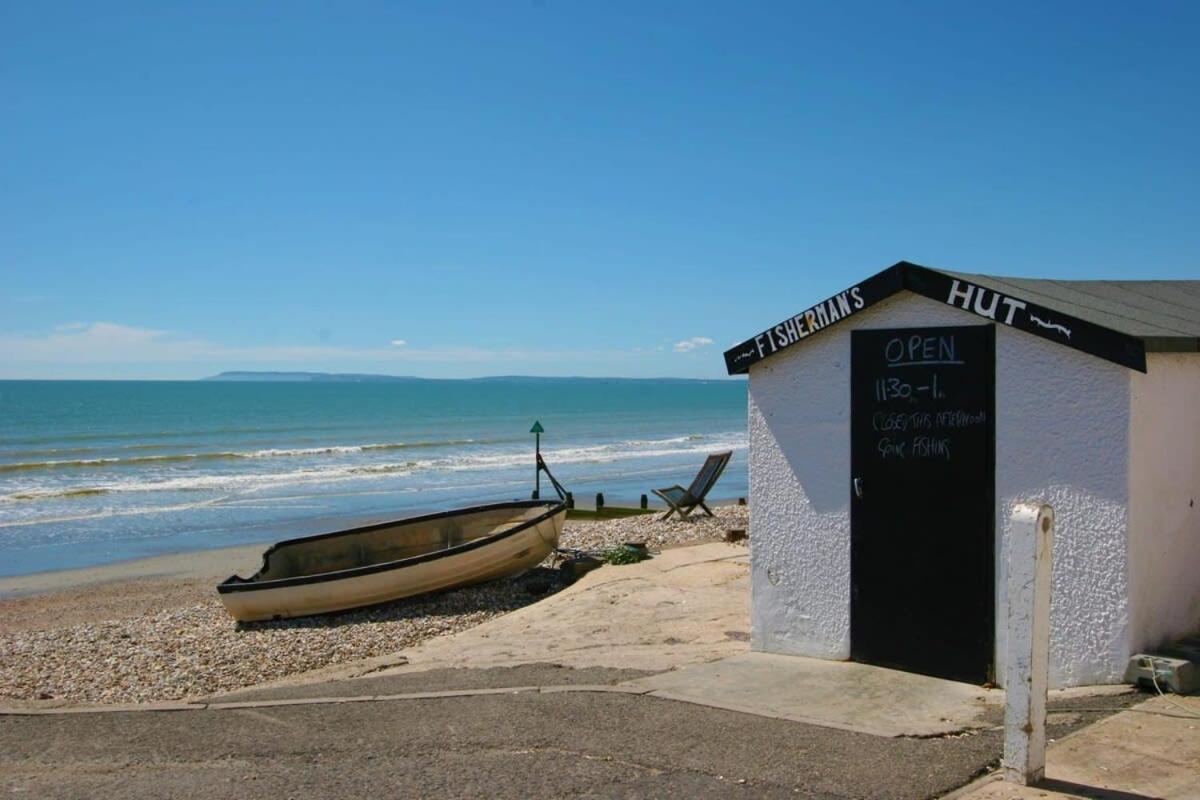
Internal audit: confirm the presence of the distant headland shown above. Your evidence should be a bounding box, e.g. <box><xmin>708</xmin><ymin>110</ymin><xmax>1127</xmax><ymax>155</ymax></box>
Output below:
<box><xmin>204</xmin><ymin>371</ymin><xmax>423</xmax><ymax>383</ymax></box>
<box><xmin>201</xmin><ymin>371</ymin><xmax>736</xmax><ymax>383</ymax></box>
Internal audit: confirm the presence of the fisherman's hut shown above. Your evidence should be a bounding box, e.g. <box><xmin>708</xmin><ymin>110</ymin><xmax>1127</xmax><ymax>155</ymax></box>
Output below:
<box><xmin>726</xmin><ymin>261</ymin><xmax>1200</xmax><ymax>687</ymax></box>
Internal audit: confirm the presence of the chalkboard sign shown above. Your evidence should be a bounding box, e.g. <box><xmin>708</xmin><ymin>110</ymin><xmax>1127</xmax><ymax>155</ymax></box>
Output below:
<box><xmin>855</xmin><ymin>326</ymin><xmax>993</xmax><ymax>468</ymax></box>
<box><xmin>849</xmin><ymin>324</ymin><xmax>995</xmax><ymax>684</ymax></box>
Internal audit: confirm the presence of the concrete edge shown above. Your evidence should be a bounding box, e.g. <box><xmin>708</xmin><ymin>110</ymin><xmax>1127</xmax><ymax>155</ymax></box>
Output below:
<box><xmin>208</xmin><ymin>695</ymin><xmax>384</xmax><ymax>710</ymax></box>
<box><xmin>938</xmin><ymin>771</ymin><xmax>1004</xmax><ymax>799</ymax></box>
<box><xmin>933</xmin><ymin>694</ymin><xmax>1166</xmax><ymax>799</ymax></box>
<box><xmin>367</xmin><ymin>686</ymin><xmax>541</xmax><ymax>702</ymax></box>
<box><xmin>197</xmin><ymin>654</ymin><xmax>413</xmax><ymax>702</ymax></box>
<box><xmin>0</xmin><ymin>683</ymin><xmax>654</xmax><ymax>716</ymax></box>
<box><xmin>1</xmin><ymin>680</ymin><xmax>1148</xmax><ymax>729</ymax></box>
<box><xmin>641</xmin><ymin>689</ymin><xmax>906</xmax><ymax>738</ymax></box>
<box><xmin>539</xmin><ymin>684</ymin><xmax>654</xmax><ymax>695</ymax></box>
<box><xmin>0</xmin><ymin>701</ymin><xmax>203</xmax><ymax>716</ymax></box>
<box><xmin>1048</xmin><ymin>683</ymin><xmax>1138</xmax><ymax>700</ymax></box>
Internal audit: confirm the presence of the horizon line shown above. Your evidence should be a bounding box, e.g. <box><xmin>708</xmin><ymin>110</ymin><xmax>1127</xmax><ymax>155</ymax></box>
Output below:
<box><xmin>0</xmin><ymin>373</ymin><xmax>746</xmax><ymax>383</ymax></box>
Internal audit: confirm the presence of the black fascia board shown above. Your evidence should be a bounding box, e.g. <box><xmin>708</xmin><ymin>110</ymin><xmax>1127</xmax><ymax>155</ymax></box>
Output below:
<box><xmin>723</xmin><ymin>263</ymin><xmax>905</xmax><ymax>374</ymax></box>
<box><xmin>723</xmin><ymin>261</ymin><xmax>1148</xmax><ymax>374</ymax></box>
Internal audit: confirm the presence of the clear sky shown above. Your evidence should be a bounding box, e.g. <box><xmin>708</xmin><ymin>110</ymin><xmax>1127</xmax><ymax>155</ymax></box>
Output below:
<box><xmin>2</xmin><ymin>1</ymin><xmax>1197</xmax><ymax>379</ymax></box>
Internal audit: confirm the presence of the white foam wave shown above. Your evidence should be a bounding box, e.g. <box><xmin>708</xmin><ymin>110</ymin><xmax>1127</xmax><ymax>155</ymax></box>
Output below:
<box><xmin>0</xmin><ymin>439</ymin><xmax>491</xmax><ymax>474</ymax></box>
<box><xmin>0</xmin><ymin>432</ymin><xmax>746</xmax><ymax>522</ymax></box>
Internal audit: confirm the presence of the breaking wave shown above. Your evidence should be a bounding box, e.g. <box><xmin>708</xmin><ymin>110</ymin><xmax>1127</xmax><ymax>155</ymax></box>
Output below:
<box><xmin>0</xmin><ymin>433</ymin><xmax>746</xmax><ymax>512</ymax></box>
<box><xmin>0</xmin><ymin>439</ymin><xmax>491</xmax><ymax>474</ymax></box>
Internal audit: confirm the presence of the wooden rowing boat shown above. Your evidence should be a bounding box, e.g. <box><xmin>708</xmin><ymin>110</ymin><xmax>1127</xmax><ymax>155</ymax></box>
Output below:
<box><xmin>216</xmin><ymin>500</ymin><xmax>566</xmax><ymax>621</ymax></box>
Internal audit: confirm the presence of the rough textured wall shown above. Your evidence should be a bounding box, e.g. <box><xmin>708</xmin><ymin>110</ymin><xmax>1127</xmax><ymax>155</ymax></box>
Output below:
<box><xmin>748</xmin><ymin>344</ymin><xmax>853</xmax><ymax>659</ymax></box>
<box><xmin>1129</xmin><ymin>353</ymin><xmax>1200</xmax><ymax>652</ymax></box>
<box><xmin>992</xmin><ymin>323</ymin><xmax>1131</xmax><ymax>687</ymax></box>
<box><xmin>748</xmin><ymin>291</ymin><xmax>1132</xmax><ymax>687</ymax></box>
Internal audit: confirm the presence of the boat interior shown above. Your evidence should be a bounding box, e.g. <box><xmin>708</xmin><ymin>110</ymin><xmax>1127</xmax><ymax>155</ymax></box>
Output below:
<box><xmin>249</xmin><ymin>504</ymin><xmax>552</xmax><ymax>583</ymax></box>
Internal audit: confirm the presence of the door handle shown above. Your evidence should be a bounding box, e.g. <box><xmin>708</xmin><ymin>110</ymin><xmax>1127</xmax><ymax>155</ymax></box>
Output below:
<box><xmin>853</xmin><ymin>477</ymin><xmax>863</xmax><ymax>499</ymax></box>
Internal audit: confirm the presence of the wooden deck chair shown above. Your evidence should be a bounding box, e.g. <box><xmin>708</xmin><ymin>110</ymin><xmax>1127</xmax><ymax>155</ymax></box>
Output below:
<box><xmin>652</xmin><ymin>451</ymin><xmax>732</xmax><ymax>520</ymax></box>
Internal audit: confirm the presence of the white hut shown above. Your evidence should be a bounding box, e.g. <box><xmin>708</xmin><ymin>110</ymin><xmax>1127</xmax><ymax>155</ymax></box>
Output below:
<box><xmin>725</xmin><ymin>261</ymin><xmax>1200</xmax><ymax>687</ymax></box>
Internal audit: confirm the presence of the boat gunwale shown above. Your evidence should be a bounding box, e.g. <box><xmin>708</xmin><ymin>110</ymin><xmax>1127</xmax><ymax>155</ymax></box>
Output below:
<box><xmin>216</xmin><ymin>499</ymin><xmax>566</xmax><ymax>595</ymax></box>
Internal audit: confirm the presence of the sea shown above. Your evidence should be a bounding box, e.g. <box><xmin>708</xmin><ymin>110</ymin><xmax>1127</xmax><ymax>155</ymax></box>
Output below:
<box><xmin>0</xmin><ymin>379</ymin><xmax>747</xmax><ymax>578</ymax></box>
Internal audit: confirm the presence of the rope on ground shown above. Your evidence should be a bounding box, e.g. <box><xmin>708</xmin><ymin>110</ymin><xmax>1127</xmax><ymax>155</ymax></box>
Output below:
<box><xmin>1057</xmin><ymin>657</ymin><xmax>1200</xmax><ymax>720</ymax></box>
<box><xmin>1148</xmin><ymin>657</ymin><xmax>1200</xmax><ymax>719</ymax></box>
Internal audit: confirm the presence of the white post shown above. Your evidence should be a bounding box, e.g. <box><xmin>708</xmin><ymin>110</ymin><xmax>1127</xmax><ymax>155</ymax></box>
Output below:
<box><xmin>1003</xmin><ymin>503</ymin><xmax>1054</xmax><ymax>785</ymax></box>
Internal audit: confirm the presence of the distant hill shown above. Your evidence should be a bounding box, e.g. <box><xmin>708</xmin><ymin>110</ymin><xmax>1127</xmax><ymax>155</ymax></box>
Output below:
<box><xmin>201</xmin><ymin>371</ymin><xmax>737</xmax><ymax>383</ymax></box>
<box><xmin>203</xmin><ymin>371</ymin><xmax>424</xmax><ymax>383</ymax></box>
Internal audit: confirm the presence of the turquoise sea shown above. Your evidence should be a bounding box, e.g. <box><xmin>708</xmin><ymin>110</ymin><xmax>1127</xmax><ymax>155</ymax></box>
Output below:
<box><xmin>0</xmin><ymin>379</ymin><xmax>747</xmax><ymax>577</ymax></box>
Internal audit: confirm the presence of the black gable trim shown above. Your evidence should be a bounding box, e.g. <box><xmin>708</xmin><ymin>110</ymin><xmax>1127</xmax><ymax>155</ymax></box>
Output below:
<box><xmin>724</xmin><ymin>262</ymin><xmax>1148</xmax><ymax>374</ymax></box>
<box><xmin>902</xmin><ymin>264</ymin><xmax>1147</xmax><ymax>371</ymax></box>
<box><xmin>723</xmin><ymin>264</ymin><xmax>904</xmax><ymax>374</ymax></box>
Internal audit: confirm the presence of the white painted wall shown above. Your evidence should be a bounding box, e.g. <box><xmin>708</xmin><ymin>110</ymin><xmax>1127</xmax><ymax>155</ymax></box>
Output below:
<box><xmin>748</xmin><ymin>291</ymin><xmax>1133</xmax><ymax>687</ymax></box>
<box><xmin>1128</xmin><ymin>352</ymin><xmax>1200</xmax><ymax>653</ymax></box>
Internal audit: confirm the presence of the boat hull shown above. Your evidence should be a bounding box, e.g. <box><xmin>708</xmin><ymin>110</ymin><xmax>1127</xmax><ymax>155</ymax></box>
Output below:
<box><xmin>217</xmin><ymin>501</ymin><xmax>565</xmax><ymax>622</ymax></box>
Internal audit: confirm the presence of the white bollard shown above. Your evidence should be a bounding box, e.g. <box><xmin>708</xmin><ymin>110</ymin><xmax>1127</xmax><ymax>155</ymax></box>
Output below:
<box><xmin>1003</xmin><ymin>503</ymin><xmax>1054</xmax><ymax>785</ymax></box>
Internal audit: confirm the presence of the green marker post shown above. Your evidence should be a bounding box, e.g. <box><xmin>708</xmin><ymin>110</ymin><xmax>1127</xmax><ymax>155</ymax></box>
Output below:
<box><xmin>530</xmin><ymin>420</ymin><xmax>544</xmax><ymax>499</ymax></box>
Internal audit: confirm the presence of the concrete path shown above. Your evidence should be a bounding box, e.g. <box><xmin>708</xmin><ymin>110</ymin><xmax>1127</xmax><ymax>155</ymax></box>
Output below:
<box><xmin>219</xmin><ymin>541</ymin><xmax>995</xmax><ymax>740</ymax></box>
<box><xmin>0</xmin><ymin>664</ymin><xmax>1139</xmax><ymax>800</ymax></box>
<box><xmin>0</xmin><ymin>539</ymin><xmax>1163</xmax><ymax>799</ymax></box>
<box><xmin>955</xmin><ymin>693</ymin><xmax>1200</xmax><ymax>800</ymax></box>
<box><xmin>209</xmin><ymin>541</ymin><xmax>752</xmax><ymax>698</ymax></box>
<box><xmin>379</xmin><ymin>541</ymin><xmax>752</xmax><ymax>673</ymax></box>
<box><xmin>625</xmin><ymin>651</ymin><xmax>1001</xmax><ymax>737</ymax></box>
<box><xmin>93</xmin><ymin>541</ymin><xmax>1126</xmax><ymax>746</ymax></box>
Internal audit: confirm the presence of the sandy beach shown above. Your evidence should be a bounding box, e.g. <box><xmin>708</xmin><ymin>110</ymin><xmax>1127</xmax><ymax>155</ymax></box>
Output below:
<box><xmin>0</xmin><ymin>545</ymin><xmax>266</xmax><ymax>633</ymax></box>
<box><xmin>0</xmin><ymin>506</ymin><xmax>748</xmax><ymax>706</ymax></box>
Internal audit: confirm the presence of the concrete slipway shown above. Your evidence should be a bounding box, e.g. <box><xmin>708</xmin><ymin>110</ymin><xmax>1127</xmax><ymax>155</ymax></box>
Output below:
<box><xmin>162</xmin><ymin>542</ymin><xmax>1200</xmax><ymax>796</ymax></box>
<box><xmin>214</xmin><ymin>542</ymin><xmax>1001</xmax><ymax>738</ymax></box>
<box><xmin>4</xmin><ymin>542</ymin><xmax>1195</xmax><ymax>799</ymax></box>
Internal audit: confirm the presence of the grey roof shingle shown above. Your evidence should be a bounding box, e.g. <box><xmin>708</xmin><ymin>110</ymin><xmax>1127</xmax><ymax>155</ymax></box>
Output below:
<box><xmin>938</xmin><ymin>269</ymin><xmax>1200</xmax><ymax>350</ymax></box>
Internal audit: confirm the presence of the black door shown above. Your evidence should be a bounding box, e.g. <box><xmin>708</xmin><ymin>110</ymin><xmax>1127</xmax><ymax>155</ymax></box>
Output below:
<box><xmin>850</xmin><ymin>324</ymin><xmax>995</xmax><ymax>684</ymax></box>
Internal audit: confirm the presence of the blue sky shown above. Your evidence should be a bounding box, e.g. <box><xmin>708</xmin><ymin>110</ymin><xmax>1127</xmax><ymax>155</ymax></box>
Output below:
<box><xmin>2</xmin><ymin>1</ymin><xmax>1197</xmax><ymax>379</ymax></box>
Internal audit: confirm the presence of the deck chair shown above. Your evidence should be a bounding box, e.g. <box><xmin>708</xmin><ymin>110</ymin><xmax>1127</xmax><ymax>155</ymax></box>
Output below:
<box><xmin>652</xmin><ymin>451</ymin><xmax>732</xmax><ymax>520</ymax></box>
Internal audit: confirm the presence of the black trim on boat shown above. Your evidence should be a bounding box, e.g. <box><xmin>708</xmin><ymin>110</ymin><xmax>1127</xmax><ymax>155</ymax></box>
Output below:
<box><xmin>216</xmin><ymin>500</ymin><xmax>566</xmax><ymax>594</ymax></box>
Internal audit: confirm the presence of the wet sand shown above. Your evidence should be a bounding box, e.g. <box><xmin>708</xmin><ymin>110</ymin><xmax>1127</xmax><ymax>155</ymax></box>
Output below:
<box><xmin>0</xmin><ymin>544</ymin><xmax>266</xmax><ymax>632</ymax></box>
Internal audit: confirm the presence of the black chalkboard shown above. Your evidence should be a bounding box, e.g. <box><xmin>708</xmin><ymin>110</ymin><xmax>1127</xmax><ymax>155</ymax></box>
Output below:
<box><xmin>850</xmin><ymin>324</ymin><xmax>995</xmax><ymax>684</ymax></box>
